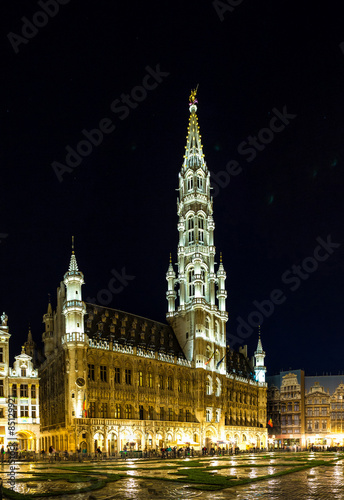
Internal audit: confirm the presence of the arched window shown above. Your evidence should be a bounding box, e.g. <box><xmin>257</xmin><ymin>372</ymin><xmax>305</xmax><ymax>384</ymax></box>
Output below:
<box><xmin>125</xmin><ymin>404</ymin><xmax>132</xmax><ymax>419</ymax></box>
<box><xmin>114</xmin><ymin>404</ymin><xmax>121</xmax><ymax>419</ymax></box>
<box><xmin>187</xmin><ymin>217</ymin><xmax>194</xmax><ymax>244</ymax></box>
<box><xmin>198</xmin><ymin>216</ymin><xmax>205</xmax><ymax>244</ymax></box>
<box><xmin>188</xmin><ymin>269</ymin><xmax>195</xmax><ymax>298</ymax></box>
<box><xmin>205</xmin><ymin>318</ymin><xmax>210</xmax><ymax>338</ymax></box>
<box><xmin>214</xmin><ymin>321</ymin><xmax>219</xmax><ymax>342</ymax></box>
<box><xmin>197</xmin><ymin>175</ymin><xmax>204</xmax><ymax>192</ymax></box>
<box><xmin>187</xmin><ymin>175</ymin><xmax>194</xmax><ymax>191</ymax></box>
<box><xmin>200</xmin><ymin>268</ymin><xmax>206</xmax><ymax>297</ymax></box>
<box><xmin>216</xmin><ymin>378</ymin><xmax>221</xmax><ymax>397</ymax></box>
<box><xmin>206</xmin><ymin>376</ymin><xmax>212</xmax><ymax>395</ymax></box>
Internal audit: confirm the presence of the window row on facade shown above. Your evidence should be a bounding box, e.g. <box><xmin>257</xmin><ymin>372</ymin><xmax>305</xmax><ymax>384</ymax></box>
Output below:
<box><xmin>85</xmin><ymin>403</ymin><xmax>194</xmax><ymax>422</ymax></box>
<box><xmin>0</xmin><ymin>382</ymin><xmax>37</xmax><ymax>398</ymax></box>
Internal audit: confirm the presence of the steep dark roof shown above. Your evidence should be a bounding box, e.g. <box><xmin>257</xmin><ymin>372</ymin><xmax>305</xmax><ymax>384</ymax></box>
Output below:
<box><xmin>84</xmin><ymin>303</ymin><xmax>186</xmax><ymax>359</ymax></box>
<box><xmin>226</xmin><ymin>347</ymin><xmax>255</xmax><ymax>380</ymax></box>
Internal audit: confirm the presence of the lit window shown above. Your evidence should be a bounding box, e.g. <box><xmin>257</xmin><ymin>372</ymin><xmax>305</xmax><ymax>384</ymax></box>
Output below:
<box><xmin>125</xmin><ymin>404</ymin><xmax>132</xmax><ymax>419</ymax></box>
<box><xmin>31</xmin><ymin>385</ymin><xmax>36</xmax><ymax>399</ymax></box>
<box><xmin>167</xmin><ymin>376</ymin><xmax>173</xmax><ymax>390</ymax></box>
<box><xmin>114</xmin><ymin>404</ymin><xmax>121</xmax><ymax>419</ymax></box>
<box><xmin>139</xmin><ymin>371</ymin><xmax>143</xmax><ymax>387</ymax></box>
<box><xmin>206</xmin><ymin>409</ymin><xmax>211</xmax><ymax>422</ymax></box>
<box><xmin>148</xmin><ymin>373</ymin><xmax>153</xmax><ymax>388</ymax></box>
<box><xmin>21</xmin><ymin>369</ymin><xmax>26</xmax><ymax>377</ymax></box>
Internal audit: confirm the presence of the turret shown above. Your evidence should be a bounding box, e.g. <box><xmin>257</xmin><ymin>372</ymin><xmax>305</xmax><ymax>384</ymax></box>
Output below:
<box><xmin>42</xmin><ymin>297</ymin><xmax>54</xmax><ymax>357</ymax></box>
<box><xmin>62</xmin><ymin>247</ymin><xmax>86</xmax><ymax>344</ymax></box>
<box><xmin>166</xmin><ymin>254</ymin><xmax>176</xmax><ymax>316</ymax></box>
<box><xmin>24</xmin><ymin>325</ymin><xmax>36</xmax><ymax>360</ymax></box>
<box><xmin>254</xmin><ymin>330</ymin><xmax>266</xmax><ymax>383</ymax></box>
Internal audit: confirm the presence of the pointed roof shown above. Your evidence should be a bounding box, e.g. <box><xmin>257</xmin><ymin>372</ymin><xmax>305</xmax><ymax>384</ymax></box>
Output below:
<box><xmin>47</xmin><ymin>294</ymin><xmax>52</xmax><ymax>315</ymax></box>
<box><xmin>182</xmin><ymin>87</ymin><xmax>206</xmax><ymax>171</ymax></box>
<box><xmin>255</xmin><ymin>328</ymin><xmax>264</xmax><ymax>354</ymax></box>
<box><xmin>26</xmin><ymin>325</ymin><xmax>34</xmax><ymax>344</ymax></box>
<box><xmin>64</xmin><ymin>237</ymin><xmax>84</xmax><ymax>280</ymax></box>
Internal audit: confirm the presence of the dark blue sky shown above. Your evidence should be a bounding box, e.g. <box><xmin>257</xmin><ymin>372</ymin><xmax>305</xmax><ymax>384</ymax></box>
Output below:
<box><xmin>2</xmin><ymin>0</ymin><xmax>344</xmax><ymax>374</ymax></box>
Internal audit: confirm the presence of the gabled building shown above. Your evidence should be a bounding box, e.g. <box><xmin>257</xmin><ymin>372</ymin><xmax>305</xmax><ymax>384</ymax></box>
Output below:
<box><xmin>267</xmin><ymin>371</ymin><xmax>344</xmax><ymax>448</ymax></box>
<box><xmin>38</xmin><ymin>91</ymin><xmax>267</xmax><ymax>454</ymax></box>
<box><xmin>0</xmin><ymin>314</ymin><xmax>40</xmax><ymax>451</ymax></box>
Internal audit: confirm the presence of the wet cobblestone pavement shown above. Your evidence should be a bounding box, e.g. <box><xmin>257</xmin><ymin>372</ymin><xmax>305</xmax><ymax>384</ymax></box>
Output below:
<box><xmin>0</xmin><ymin>452</ymin><xmax>343</xmax><ymax>499</ymax></box>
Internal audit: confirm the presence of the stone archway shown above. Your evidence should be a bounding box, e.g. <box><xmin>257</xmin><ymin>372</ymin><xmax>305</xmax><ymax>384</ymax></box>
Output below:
<box><xmin>17</xmin><ymin>430</ymin><xmax>36</xmax><ymax>451</ymax></box>
<box><xmin>107</xmin><ymin>432</ymin><xmax>118</xmax><ymax>456</ymax></box>
<box><xmin>93</xmin><ymin>432</ymin><xmax>105</xmax><ymax>452</ymax></box>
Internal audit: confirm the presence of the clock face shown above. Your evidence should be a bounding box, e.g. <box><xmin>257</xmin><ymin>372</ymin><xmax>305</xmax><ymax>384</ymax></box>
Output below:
<box><xmin>76</xmin><ymin>377</ymin><xmax>85</xmax><ymax>387</ymax></box>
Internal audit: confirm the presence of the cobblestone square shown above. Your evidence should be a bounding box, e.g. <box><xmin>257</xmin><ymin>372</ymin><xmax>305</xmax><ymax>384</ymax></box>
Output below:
<box><xmin>1</xmin><ymin>451</ymin><xmax>344</xmax><ymax>499</ymax></box>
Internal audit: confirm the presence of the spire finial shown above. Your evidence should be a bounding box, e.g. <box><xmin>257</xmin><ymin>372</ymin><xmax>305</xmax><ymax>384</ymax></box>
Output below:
<box><xmin>169</xmin><ymin>253</ymin><xmax>172</xmax><ymax>264</ymax></box>
<box><xmin>220</xmin><ymin>252</ymin><xmax>222</xmax><ymax>263</ymax></box>
<box><xmin>258</xmin><ymin>325</ymin><xmax>261</xmax><ymax>337</ymax></box>
<box><xmin>72</xmin><ymin>235</ymin><xmax>75</xmax><ymax>255</ymax></box>
<box><xmin>189</xmin><ymin>84</ymin><xmax>199</xmax><ymax>105</ymax></box>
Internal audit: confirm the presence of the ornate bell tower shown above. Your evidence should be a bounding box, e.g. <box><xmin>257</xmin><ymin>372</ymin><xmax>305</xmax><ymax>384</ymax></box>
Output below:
<box><xmin>167</xmin><ymin>89</ymin><xmax>227</xmax><ymax>372</ymax></box>
<box><xmin>62</xmin><ymin>241</ymin><xmax>88</xmax><ymax>421</ymax></box>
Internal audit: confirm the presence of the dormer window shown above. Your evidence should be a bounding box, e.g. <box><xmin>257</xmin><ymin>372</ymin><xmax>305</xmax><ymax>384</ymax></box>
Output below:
<box><xmin>21</xmin><ymin>369</ymin><xmax>26</xmax><ymax>377</ymax></box>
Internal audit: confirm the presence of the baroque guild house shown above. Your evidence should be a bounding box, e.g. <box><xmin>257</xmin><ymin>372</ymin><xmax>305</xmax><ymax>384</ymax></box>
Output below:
<box><xmin>0</xmin><ymin>315</ymin><xmax>40</xmax><ymax>452</ymax></box>
<box><xmin>39</xmin><ymin>91</ymin><xmax>267</xmax><ymax>454</ymax></box>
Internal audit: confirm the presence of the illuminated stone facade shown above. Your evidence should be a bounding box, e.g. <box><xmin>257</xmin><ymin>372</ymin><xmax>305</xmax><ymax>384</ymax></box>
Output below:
<box><xmin>268</xmin><ymin>371</ymin><xmax>344</xmax><ymax>448</ymax></box>
<box><xmin>0</xmin><ymin>316</ymin><xmax>40</xmax><ymax>451</ymax></box>
<box><xmin>39</xmin><ymin>94</ymin><xmax>267</xmax><ymax>454</ymax></box>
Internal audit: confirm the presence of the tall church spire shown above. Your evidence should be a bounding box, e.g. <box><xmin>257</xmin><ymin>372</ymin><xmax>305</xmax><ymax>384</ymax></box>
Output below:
<box><xmin>167</xmin><ymin>91</ymin><xmax>227</xmax><ymax>370</ymax></box>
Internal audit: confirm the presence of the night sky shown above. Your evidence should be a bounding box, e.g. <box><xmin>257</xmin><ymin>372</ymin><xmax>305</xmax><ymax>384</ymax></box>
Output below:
<box><xmin>2</xmin><ymin>1</ymin><xmax>344</xmax><ymax>375</ymax></box>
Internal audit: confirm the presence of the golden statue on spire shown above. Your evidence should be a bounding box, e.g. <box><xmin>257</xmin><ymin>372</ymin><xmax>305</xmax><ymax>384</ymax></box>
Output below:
<box><xmin>189</xmin><ymin>84</ymin><xmax>199</xmax><ymax>104</ymax></box>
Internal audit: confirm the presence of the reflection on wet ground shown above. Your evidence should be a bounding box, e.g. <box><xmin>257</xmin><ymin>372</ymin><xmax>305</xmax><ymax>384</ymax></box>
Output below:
<box><xmin>0</xmin><ymin>452</ymin><xmax>343</xmax><ymax>499</ymax></box>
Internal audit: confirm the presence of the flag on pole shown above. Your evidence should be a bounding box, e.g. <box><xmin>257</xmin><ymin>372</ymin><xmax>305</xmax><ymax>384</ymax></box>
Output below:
<box><xmin>83</xmin><ymin>393</ymin><xmax>87</xmax><ymax>418</ymax></box>
<box><xmin>205</xmin><ymin>351</ymin><xmax>215</xmax><ymax>365</ymax></box>
<box><xmin>268</xmin><ymin>418</ymin><xmax>273</xmax><ymax>428</ymax></box>
<box><xmin>216</xmin><ymin>354</ymin><xmax>226</xmax><ymax>369</ymax></box>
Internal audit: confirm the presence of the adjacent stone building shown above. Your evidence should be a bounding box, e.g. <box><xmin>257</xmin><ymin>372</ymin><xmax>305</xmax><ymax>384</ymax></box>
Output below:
<box><xmin>267</xmin><ymin>370</ymin><xmax>344</xmax><ymax>448</ymax></box>
<box><xmin>0</xmin><ymin>315</ymin><xmax>40</xmax><ymax>451</ymax></box>
<box><xmin>39</xmin><ymin>92</ymin><xmax>268</xmax><ymax>454</ymax></box>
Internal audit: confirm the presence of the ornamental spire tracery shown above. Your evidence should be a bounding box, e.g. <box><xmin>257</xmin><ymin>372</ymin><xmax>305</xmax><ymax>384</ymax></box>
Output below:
<box><xmin>166</xmin><ymin>92</ymin><xmax>228</xmax><ymax>369</ymax></box>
